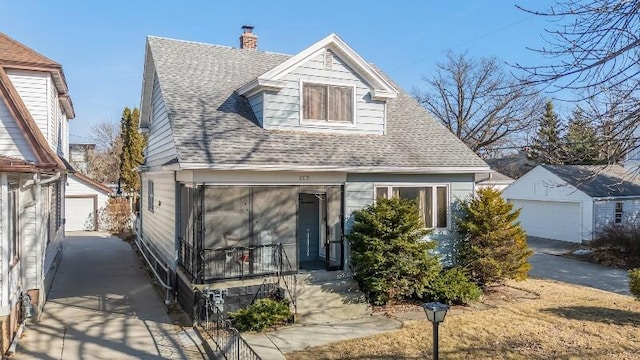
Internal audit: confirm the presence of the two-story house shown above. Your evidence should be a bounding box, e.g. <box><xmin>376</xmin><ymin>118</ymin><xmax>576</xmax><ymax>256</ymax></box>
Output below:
<box><xmin>136</xmin><ymin>27</ymin><xmax>490</xmax><ymax>313</ymax></box>
<box><xmin>0</xmin><ymin>32</ymin><xmax>74</xmax><ymax>352</ymax></box>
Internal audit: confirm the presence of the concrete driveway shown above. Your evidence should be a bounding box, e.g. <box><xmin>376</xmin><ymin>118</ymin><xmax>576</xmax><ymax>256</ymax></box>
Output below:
<box><xmin>527</xmin><ymin>237</ymin><xmax>630</xmax><ymax>295</ymax></box>
<box><xmin>15</xmin><ymin>232</ymin><xmax>206</xmax><ymax>360</ymax></box>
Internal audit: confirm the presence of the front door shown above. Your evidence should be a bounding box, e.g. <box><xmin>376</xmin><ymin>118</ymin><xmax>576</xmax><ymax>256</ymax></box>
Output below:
<box><xmin>298</xmin><ymin>193</ymin><xmax>322</xmax><ymax>269</ymax></box>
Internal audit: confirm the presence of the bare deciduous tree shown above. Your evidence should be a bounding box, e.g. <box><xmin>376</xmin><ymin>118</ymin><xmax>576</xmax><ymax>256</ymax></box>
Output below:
<box><xmin>515</xmin><ymin>0</ymin><xmax>640</xmax><ymax>162</ymax></box>
<box><xmin>87</xmin><ymin>120</ymin><xmax>122</xmax><ymax>184</ymax></box>
<box><xmin>414</xmin><ymin>52</ymin><xmax>542</xmax><ymax>155</ymax></box>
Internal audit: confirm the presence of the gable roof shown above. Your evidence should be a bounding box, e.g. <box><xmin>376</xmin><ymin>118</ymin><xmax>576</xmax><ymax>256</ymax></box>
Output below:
<box><xmin>0</xmin><ymin>32</ymin><xmax>75</xmax><ymax>118</ymax></box>
<box><xmin>0</xmin><ymin>33</ymin><xmax>78</xmax><ymax>170</ymax></box>
<box><xmin>143</xmin><ymin>36</ymin><xmax>488</xmax><ymax>172</ymax></box>
<box><xmin>71</xmin><ymin>172</ymin><xmax>113</xmax><ymax>194</ymax></box>
<box><xmin>542</xmin><ymin>164</ymin><xmax>640</xmax><ymax>198</ymax></box>
<box><xmin>237</xmin><ymin>34</ymin><xmax>397</xmax><ymax>100</ymax></box>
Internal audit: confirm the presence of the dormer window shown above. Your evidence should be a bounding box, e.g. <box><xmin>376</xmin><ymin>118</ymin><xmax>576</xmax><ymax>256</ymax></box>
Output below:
<box><xmin>302</xmin><ymin>82</ymin><xmax>354</xmax><ymax>123</ymax></box>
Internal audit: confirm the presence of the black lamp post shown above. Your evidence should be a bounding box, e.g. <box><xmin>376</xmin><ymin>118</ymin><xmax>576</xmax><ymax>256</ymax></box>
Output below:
<box><xmin>423</xmin><ymin>302</ymin><xmax>449</xmax><ymax>360</ymax></box>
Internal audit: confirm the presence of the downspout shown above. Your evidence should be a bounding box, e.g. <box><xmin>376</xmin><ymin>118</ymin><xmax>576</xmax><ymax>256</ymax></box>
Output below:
<box><xmin>1</xmin><ymin>173</ymin><xmax>9</xmax><ymax>315</ymax></box>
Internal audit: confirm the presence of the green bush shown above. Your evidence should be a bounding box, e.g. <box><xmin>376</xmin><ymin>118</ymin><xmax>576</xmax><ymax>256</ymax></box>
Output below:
<box><xmin>228</xmin><ymin>298</ymin><xmax>292</xmax><ymax>332</ymax></box>
<box><xmin>457</xmin><ymin>187</ymin><xmax>532</xmax><ymax>287</ymax></box>
<box><xmin>629</xmin><ymin>269</ymin><xmax>640</xmax><ymax>300</ymax></box>
<box><xmin>422</xmin><ymin>267</ymin><xmax>482</xmax><ymax>305</ymax></box>
<box><xmin>348</xmin><ymin>197</ymin><xmax>442</xmax><ymax>305</ymax></box>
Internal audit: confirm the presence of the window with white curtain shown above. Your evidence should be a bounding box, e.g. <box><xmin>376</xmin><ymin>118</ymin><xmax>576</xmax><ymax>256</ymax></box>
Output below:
<box><xmin>375</xmin><ymin>185</ymin><xmax>449</xmax><ymax>229</ymax></box>
<box><xmin>302</xmin><ymin>83</ymin><xmax>353</xmax><ymax>123</ymax></box>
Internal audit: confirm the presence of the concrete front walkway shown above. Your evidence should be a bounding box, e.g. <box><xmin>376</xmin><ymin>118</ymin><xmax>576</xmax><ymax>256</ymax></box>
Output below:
<box><xmin>527</xmin><ymin>237</ymin><xmax>630</xmax><ymax>295</ymax></box>
<box><xmin>242</xmin><ymin>315</ymin><xmax>402</xmax><ymax>359</ymax></box>
<box><xmin>15</xmin><ymin>232</ymin><xmax>207</xmax><ymax>360</ymax></box>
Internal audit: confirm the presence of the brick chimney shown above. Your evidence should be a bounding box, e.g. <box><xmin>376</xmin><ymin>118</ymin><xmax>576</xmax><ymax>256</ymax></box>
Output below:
<box><xmin>240</xmin><ymin>25</ymin><xmax>257</xmax><ymax>50</ymax></box>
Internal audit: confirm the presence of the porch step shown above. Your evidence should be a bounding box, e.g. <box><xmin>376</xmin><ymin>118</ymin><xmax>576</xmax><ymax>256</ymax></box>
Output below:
<box><xmin>295</xmin><ymin>271</ymin><xmax>370</xmax><ymax>324</ymax></box>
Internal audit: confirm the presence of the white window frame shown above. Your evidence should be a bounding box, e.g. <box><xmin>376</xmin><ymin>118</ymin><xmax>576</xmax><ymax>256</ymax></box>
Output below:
<box><xmin>299</xmin><ymin>79</ymin><xmax>357</xmax><ymax>127</ymax></box>
<box><xmin>374</xmin><ymin>183</ymin><xmax>451</xmax><ymax>230</ymax></box>
<box><xmin>614</xmin><ymin>201</ymin><xmax>623</xmax><ymax>224</ymax></box>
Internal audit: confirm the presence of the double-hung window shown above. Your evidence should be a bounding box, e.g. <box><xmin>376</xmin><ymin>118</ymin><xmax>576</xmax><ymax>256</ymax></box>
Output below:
<box><xmin>375</xmin><ymin>185</ymin><xmax>449</xmax><ymax>229</ymax></box>
<box><xmin>614</xmin><ymin>202</ymin><xmax>623</xmax><ymax>224</ymax></box>
<box><xmin>302</xmin><ymin>83</ymin><xmax>353</xmax><ymax>123</ymax></box>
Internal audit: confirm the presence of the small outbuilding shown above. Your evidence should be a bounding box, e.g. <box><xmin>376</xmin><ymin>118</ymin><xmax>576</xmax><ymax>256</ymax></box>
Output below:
<box><xmin>65</xmin><ymin>172</ymin><xmax>112</xmax><ymax>231</ymax></box>
<box><xmin>502</xmin><ymin>164</ymin><xmax>640</xmax><ymax>243</ymax></box>
<box><xmin>475</xmin><ymin>170</ymin><xmax>514</xmax><ymax>192</ymax></box>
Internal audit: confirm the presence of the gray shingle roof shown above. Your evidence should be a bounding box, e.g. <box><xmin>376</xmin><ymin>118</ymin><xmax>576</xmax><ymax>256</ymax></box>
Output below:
<box><xmin>542</xmin><ymin>164</ymin><xmax>640</xmax><ymax>197</ymax></box>
<box><xmin>147</xmin><ymin>36</ymin><xmax>488</xmax><ymax>170</ymax></box>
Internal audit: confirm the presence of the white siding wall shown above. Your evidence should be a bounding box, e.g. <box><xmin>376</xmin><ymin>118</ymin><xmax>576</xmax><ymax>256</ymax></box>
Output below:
<box><xmin>0</xmin><ymin>90</ymin><xmax>37</xmax><ymax>161</ymax></box>
<box><xmin>21</xmin><ymin>184</ymin><xmax>38</xmax><ymax>291</ymax></box>
<box><xmin>7</xmin><ymin>70</ymin><xmax>49</xmax><ymax>141</ymax></box>
<box><xmin>141</xmin><ymin>171</ymin><xmax>176</xmax><ymax>268</ymax></box>
<box><xmin>594</xmin><ymin>198</ymin><xmax>640</xmax><ymax>234</ymax></box>
<box><xmin>263</xmin><ymin>51</ymin><xmax>386</xmax><ymax>135</ymax></box>
<box><xmin>502</xmin><ymin>166</ymin><xmax>594</xmax><ymax>241</ymax></box>
<box><xmin>7</xmin><ymin>69</ymin><xmax>68</xmax><ymax>158</ymax></box>
<box><xmin>0</xmin><ymin>174</ymin><xmax>5</xmax><ymax>314</ymax></box>
<box><xmin>145</xmin><ymin>75</ymin><xmax>177</xmax><ymax>168</ymax></box>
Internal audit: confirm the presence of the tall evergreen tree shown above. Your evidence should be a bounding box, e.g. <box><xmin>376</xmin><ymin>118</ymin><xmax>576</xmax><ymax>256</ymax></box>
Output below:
<box><xmin>457</xmin><ymin>188</ymin><xmax>532</xmax><ymax>287</ymax></box>
<box><xmin>119</xmin><ymin>107</ymin><xmax>145</xmax><ymax>193</ymax></box>
<box><xmin>564</xmin><ymin>107</ymin><xmax>598</xmax><ymax>164</ymax></box>
<box><xmin>530</xmin><ymin>101</ymin><xmax>564</xmax><ymax>164</ymax></box>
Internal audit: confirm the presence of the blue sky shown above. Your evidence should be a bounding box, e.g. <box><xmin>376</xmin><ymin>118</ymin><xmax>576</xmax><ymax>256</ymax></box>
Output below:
<box><xmin>0</xmin><ymin>0</ymin><xmax>557</xmax><ymax>143</ymax></box>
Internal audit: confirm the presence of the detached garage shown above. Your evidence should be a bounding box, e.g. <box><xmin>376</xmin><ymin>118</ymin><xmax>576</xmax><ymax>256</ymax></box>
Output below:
<box><xmin>65</xmin><ymin>173</ymin><xmax>112</xmax><ymax>231</ymax></box>
<box><xmin>502</xmin><ymin>164</ymin><xmax>640</xmax><ymax>243</ymax></box>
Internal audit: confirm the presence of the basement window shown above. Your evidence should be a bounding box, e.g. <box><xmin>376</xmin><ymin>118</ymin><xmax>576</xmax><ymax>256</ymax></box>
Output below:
<box><xmin>614</xmin><ymin>202</ymin><xmax>623</xmax><ymax>224</ymax></box>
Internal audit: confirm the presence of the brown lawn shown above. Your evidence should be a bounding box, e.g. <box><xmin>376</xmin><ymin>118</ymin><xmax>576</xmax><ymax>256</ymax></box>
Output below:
<box><xmin>287</xmin><ymin>279</ymin><xmax>640</xmax><ymax>359</ymax></box>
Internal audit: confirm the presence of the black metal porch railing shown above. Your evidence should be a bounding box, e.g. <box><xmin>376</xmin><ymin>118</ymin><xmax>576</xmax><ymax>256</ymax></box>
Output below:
<box><xmin>195</xmin><ymin>290</ymin><xmax>261</xmax><ymax>360</ymax></box>
<box><xmin>203</xmin><ymin>243</ymin><xmax>282</xmax><ymax>281</ymax></box>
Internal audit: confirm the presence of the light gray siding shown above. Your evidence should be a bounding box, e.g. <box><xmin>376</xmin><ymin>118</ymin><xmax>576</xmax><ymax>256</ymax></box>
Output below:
<box><xmin>594</xmin><ymin>198</ymin><xmax>640</xmax><ymax>234</ymax></box>
<box><xmin>248</xmin><ymin>92</ymin><xmax>264</xmax><ymax>126</ymax></box>
<box><xmin>345</xmin><ymin>173</ymin><xmax>476</xmax><ymax>264</ymax></box>
<box><xmin>263</xmin><ymin>51</ymin><xmax>386</xmax><ymax>135</ymax></box>
<box><xmin>145</xmin><ymin>75</ymin><xmax>178</xmax><ymax>167</ymax></box>
<box><xmin>141</xmin><ymin>171</ymin><xmax>176</xmax><ymax>267</ymax></box>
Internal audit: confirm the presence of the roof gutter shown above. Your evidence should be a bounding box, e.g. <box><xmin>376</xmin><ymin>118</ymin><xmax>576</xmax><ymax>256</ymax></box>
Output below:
<box><xmin>173</xmin><ymin>163</ymin><xmax>492</xmax><ymax>174</ymax></box>
<box><xmin>593</xmin><ymin>195</ymin><xmax>640</xmax><ymax>201</ymax></box>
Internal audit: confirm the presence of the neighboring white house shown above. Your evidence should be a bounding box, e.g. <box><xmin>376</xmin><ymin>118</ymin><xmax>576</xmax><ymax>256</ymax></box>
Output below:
<box><xmin>135</xmin><ymin>28</ymin><xmax>490</xmax><ymax>311</ymax></box>
<box><xmin>502</xmin><ymin>164</ymin><xmax>640</xmax><ymax>243</ymax></box>
<box><xmin>475</xmin><ymin>170</ymin><xmax>514</xmax><ymax>192</ymax></box>
<box><xmin>0</xmin><ymin>32</ymin><xmax>74</xmax><ymax>352</ymax></box>
<box><xmin>65</xmin><ymin>172</ymin><xmax>112</xmax><ymax>231</ymax></box>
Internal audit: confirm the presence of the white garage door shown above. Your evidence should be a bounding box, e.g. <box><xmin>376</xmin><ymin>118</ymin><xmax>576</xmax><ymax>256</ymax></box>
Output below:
<box><xmin>65</xmin><ymin>196</ymin><xmax>96</xmax><ymax>231</ymax></box>
<box><xmin>509</xmin><ymin>199</ymin><xmax>582</xmax><ymax>243</ymax></box>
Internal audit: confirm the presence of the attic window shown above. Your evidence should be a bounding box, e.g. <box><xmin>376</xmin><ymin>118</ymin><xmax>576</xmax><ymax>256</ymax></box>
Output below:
<box><xmin>302</xmin><ymin>83</ymin><xmax>353</xmax><ymax>123</ymax></box>
<box><xmin>323</xmin><ymin>50</ymin><xmax>333</xmax><ymax>69</ymax></box>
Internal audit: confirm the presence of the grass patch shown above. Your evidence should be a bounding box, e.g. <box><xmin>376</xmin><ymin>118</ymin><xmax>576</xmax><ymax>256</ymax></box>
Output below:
<box><xmin>287</xmin><ymin>279</ymin><xmax>640</xmax><ymax>359</ymax></box>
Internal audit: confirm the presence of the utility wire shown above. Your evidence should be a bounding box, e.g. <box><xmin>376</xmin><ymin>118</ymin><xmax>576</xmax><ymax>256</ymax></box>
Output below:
<box><xmin>391</xmin><ymin>15</ymin><xmax>536</xmax><ymax>72</ymax></box>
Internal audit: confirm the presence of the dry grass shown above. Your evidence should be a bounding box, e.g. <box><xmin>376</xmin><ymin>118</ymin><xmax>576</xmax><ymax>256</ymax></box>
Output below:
<box><xmin>287</xmin><ymin>279</ymin><xmax>640</xmax><ymax>359</ymax></box>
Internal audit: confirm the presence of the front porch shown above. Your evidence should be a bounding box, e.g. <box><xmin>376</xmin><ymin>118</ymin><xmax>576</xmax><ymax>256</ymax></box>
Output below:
<box><xmin>177</xmin><ymin>184</ymin><xmax>346</xmax><ymax>284</ymax></box>
<box><xmin>175</xmin><ymin>184</ymin><xmax>350</xmax><ymax>318</ymax></box>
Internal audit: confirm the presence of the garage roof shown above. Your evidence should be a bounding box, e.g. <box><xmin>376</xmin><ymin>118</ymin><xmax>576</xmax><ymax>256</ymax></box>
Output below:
<box><xmin>542</xmin><ymin>164</ymin><xmax>640</xmax><ymax>198</ymax></box>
